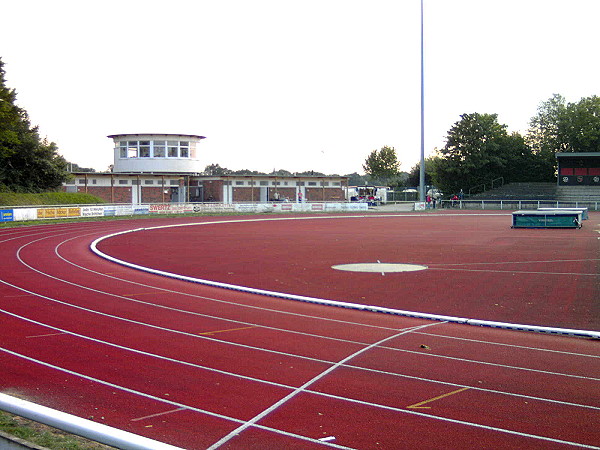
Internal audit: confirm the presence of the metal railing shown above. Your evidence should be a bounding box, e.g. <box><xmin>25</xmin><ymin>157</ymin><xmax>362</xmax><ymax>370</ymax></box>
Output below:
<box><xmin>439</xmin><ymin>199</ymin><xmax>600</xmax><ymax>211</ymax></box>
<box><xmin>467</xmin><ymin>177</ymin><xmax>504</xmax><ymax>197</ymax></box>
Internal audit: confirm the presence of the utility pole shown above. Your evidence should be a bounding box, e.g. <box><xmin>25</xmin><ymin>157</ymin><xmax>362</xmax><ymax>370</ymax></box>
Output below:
<box><xmin>419</xmin><ymin>0</ymin><xmax>426</xmax><ymax>203</ymax></box>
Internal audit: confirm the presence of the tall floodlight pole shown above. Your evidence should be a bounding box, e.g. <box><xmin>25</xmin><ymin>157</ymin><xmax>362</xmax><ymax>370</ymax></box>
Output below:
<box><xmin>418</xmin><ymin>0</ymin><xmax>426</xmax><ymax>202</ymax></box>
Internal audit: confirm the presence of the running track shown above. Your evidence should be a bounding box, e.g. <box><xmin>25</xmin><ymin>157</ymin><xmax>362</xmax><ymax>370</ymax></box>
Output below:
<box><xmin>1</xmin><ymin>212</ymin><xmax>599</xmax><ymax>449</ymax></box>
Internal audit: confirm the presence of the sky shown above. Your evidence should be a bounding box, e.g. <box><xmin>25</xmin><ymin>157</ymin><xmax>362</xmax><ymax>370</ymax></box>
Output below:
<box><xmin>1</xmin><ymin>0</ymin><xmax>599</xmax><ymax>175</ymax></box>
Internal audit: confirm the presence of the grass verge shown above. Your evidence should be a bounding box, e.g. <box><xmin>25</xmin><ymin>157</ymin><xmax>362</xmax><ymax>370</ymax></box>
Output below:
<box><xmin>0</xmin><ymin>410</ymin><xmax>114</xmax><ymax>449</ymax></box>
<box><xmin>0</xmin><ymin>192</ymin><xmax>105</xmax><ymax>207</ymax></box>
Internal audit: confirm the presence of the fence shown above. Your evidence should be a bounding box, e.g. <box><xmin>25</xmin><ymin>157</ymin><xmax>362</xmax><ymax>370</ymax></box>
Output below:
<box><xmin>439</xmin><ymin>199</ymin><xmax>600</xmax><ymax>211</ymax></box>
<box><xmin>0</xmin><ymin>202</ymin><xmax>369</xmax><ymax>223</ymax></box>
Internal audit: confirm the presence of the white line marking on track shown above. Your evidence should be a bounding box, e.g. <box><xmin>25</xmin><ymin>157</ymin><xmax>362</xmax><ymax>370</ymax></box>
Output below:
<box><xmin>14</xmin><ymin>237</ymin><xmax>421</xmax><ymax>348</ymax></box>
<box><xmin>414</xmin><ymin>331</ymin><xmax>600</xmax><ymax>359</ymax></box>
<box><xmin>131</xmin><ymin>408</ymin><xmax>186</xmax><ymax>422</ymax></box>
<box><xmin>429</xmin><ymin>267</ymin><xmax>597</xmax><ymax>276</ymax></box>
<box><xmin>87</xmin><ymin>218</ymin><xmax>600</xmax><ymax>338</ymax></box>
<box><xmin>0</xmin><ymin>347</ymin><xmax>598</xmax><ymax>449</ymax></box>
<box><xmin>3</xmin><ymin>307</ymin><xmax>598</xmax><ymax>412</ymax></box>
<box><xmin>3</xmin><ymin>267</ymin><xmax>598</xmax><ymax>383</ymax></box>
<box><xmin>51</xmin><ymin>236</ymin><xmax>600</xmax><ymax>359</ymax></box>
<box><xmin>26</xmin><ymin>332</ymin><xmax>66</xmax><ymax>339</ymax></box>
<box><xmin>207</xmin><ymin>322</ymin><xmax>444</xmax><ymax>449</ymax></box>
<box><xmin>52</xmin><ymin>233</ymin><xmax>407</xmax><ymax>333</ymax></box>
<box><xmin>0</xmin><ymin>346</ymin><xmax>352</xmax><ymax>449</ymax></box>
<box><xmin>5</xmin><ymin>239</ymin><xmax>600</xmax><ymax>383</ymax></box>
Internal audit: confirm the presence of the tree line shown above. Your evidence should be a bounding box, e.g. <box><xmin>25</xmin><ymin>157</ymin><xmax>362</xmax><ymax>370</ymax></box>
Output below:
<box><xmin>0</xmin><ymin>58</ymin><xmax>69</xmax><ymax>192</ymax></box>
<box><xmin>364</xmin><ymin>94</ymin><xmax>600</xmax><ymax>196</ymax></box>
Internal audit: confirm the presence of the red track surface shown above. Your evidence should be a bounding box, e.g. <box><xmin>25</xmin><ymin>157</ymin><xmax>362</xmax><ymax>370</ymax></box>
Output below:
<box><xmin>1</xmin><ymin>213</ymin><xmax>599</xmax><ymax>449</ymax></box>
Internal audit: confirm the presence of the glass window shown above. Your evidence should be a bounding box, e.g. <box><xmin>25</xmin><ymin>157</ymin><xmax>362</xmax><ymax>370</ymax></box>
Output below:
<box><xmin>120</xmin><ymin>148</ymin><xmax>127</xmax><ymax>158</ymax></box>
<box><xmin>236</xmin><ymin>181</ymin><xmax>244</xmax><ymax>185</ymax></box>
<box><xmin>118</xmin><ymin>180</ymin><xmax>128</xmax><ymax>185</ymax></box>
<box><xmin>180</xmin><ymin>141</ymin><xmax>189</xmax><ymax>147</ymax></box>
<box><xmin>180</xmin><ymin>147</ymin><xmax>189</xmax><ymax>158</ymax></box>
<box><xmin>321</xmin><ymin>182</ymin><xmax>329</xmax><ymax>186</ymax></box>
<box><xmin>168</xmin><ymin>145</ymin><xmax>178</xmax><ymax>157</ymax></box>
<box><xmin>169</xmin><ymin>180</ymin><xmax>179</xmax><ymax>185</ymax></box>
<box><xmin>139</xmin><ymin>146</ymin><xmax>150</xmax><ymax>157</ymax></box>
<box><xmin>78</xmin><ymin>179</ymin><xmax>86</xmax><ymax>184</ymax></box>
<box><xmin>139</xmin><ymin>141</ymin><xmax>150</xmax><ymax>146</ymax></box>
<box><xmin>144</xmin><ymin>180</ymin><xmax>154</xmax><ymax>185</ymax></box>
<box><xmin>259</xmin><ymin>181</ymin><xmax>268</xmax><ymax>186</ymax></box>
<box><xmin>153</xmin><ymin>144</ymin><xmax>165</xmax><ymax>158</ymax></box>
<box><xmin>308</xmin><ymin>182</ymin><xmax>317</xmax><ymax>186</ymax></box>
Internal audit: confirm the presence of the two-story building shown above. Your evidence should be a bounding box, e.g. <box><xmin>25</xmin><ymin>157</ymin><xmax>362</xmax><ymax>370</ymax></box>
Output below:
<box><xmin>63</xmin><ymin>133</ymin><xmax>348</xmax><ymax>204</ymax></box>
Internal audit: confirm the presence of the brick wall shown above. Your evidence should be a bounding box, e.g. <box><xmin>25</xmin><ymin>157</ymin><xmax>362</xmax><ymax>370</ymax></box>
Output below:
<box><xmin>141</xmin><ymin>187</ymin><xmax>167</xmax><ymax>203</ymax></box>
<box><xmin>75</xmin><ymin>186</ymin><xmax>113</xmax><ymax>203</ymax></box>
<box><xmin>202</xmin><ymin>180</ymin><xmax>223</xmax><ymax>202</ymax></box>
<box><xmin>232</xmin><ymin>187</ymin><xmax>260</xmax><ymax>202</ymax></box>
<box><xmin>305</xmin><ymin>188</ymin><xmax>345</xmax><ymax>202</ymax></box>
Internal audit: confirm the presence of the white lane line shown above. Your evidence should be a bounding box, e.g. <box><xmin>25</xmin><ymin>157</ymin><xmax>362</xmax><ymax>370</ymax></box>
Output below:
<box><xmin>0</xmin><ymin>346</ymin><xmax>352</xmax><ymax>450</ymax></box>
<box><xmin>207</xmin><ymin>322</ymin><xmax>443</xmax><ymax>449</ymax></box>
<box><xmin>429</xmin><ymin>267</ymin><xmax>597</xmax><ymax>276</ymax></box>
<box><xmin>52</xmin><ymin>232</ymin><xmax>408</xmax><ymax>334</ymax></box>
<box><xmin>3</xmin><ymin>307</ymin><xmax>599</xmax><ymax>412</ymax></box>
<box><xmin>26</xmin><ymin>332</ymin><xmax>67</xmax><ymax>339</ymax></box>
<box><xmin>430</xmin><ymin>258</ymin><xmax>600</xmax><ymax>267</ymax></box>
<box><xmin>2</xmin><ymin>263</ymin><xmax>599</xmax><ymax>383</ymax></box>
<box><xmin>87</xmin><ymin>220</ymin><xmax>600</xmax><ymax>339</ymax></box>
<box><xmin>38</xmin><ymin>238</ymin><xmax>600</xmax><ymax>360</ymax></box>
<box><xmin>413</xmin><ymin>331</ymin><xmax>600</xmax><ymax>359</ymax></box>
<box><xmin>14</xmin><ymin>239</ymin><xmax>425</xmax><ymax>352</ymax></box>
<box><xmin>131</xmin><ymin>408</ymin><xmax>186</xmax><ymax>422</ymax></box>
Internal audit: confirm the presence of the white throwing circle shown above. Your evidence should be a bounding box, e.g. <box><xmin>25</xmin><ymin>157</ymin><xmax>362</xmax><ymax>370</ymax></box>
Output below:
<box><xmin>331</xmin><ymin>263</ymin><xmax>428</xmax><ymax>273</ymax></box>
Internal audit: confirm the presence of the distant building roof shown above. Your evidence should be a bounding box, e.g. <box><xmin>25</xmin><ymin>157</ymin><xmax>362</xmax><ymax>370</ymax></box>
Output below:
<box><xmin>556</xmin><ymin>152</ymin><xmax>600</xmax><ymax>158</ymax></box>
<box><xmin>107</xmin><ymin>133</ymin><xmax>206</xmax><ymax>140</ymax></box>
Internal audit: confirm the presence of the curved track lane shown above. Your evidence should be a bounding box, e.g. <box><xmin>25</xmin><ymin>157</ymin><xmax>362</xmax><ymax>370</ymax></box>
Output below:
<box><xmin>1</xmin><ymin>215</ymin><xmax>599</xmax><ymax>449</ymax></box>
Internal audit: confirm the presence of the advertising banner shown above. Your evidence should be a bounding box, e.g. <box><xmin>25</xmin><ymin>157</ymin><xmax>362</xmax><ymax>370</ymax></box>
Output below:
<box><xmin>37</xmin><ymin>207</ymin><xmax>81</xmax><ymax>219</ymax></box>
<box><xmin>149</xmin><ymin>203</ymin><xmax>194</xmax><ymax>214</ymax></box>
<box><xmin>13</xmin><ymin>208</ymin><xmax>37</xmax><ymax>222</ymax></box>
<box><xmin>81</xmin><ymin>206</ymin><xmax>105</xmax><ymax>217</ymax></box>
<box><xmin>193</xmin><ymin>203</ymin><xmax>235</xmax><ymax>213</ymax></box>
<box><xmin>0</xmin><ymin>209</ymin><xmax>14</xmax><ymax>222</ymax></box>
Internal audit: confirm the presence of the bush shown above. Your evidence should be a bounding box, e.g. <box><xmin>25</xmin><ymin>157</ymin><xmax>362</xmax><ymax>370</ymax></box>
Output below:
<box><xmin>0</xmin><ymin>192</ymin><xmax>106</xmax><ymax>207</ymax></box>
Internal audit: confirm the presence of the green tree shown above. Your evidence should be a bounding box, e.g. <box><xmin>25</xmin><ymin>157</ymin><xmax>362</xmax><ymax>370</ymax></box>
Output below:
<box><xmin>0</xmin><ymin>58</ymin><xmax>68</xmax><ymax>192</ymax></box>
<box><xmin>230</xmin><ymin>169</ymin><xmax>266</xmax><ymax>175</ymax></box>
<box><xmin>560</xmin><ymin>95</ymin><xmax>600</xmax><ymax>153</ymax></box>
<box><xmin>436</xmin><ymin>113</ymin><xmax>541</xmax><ymax>194</ymax></box>
<box><xmin>203</xmin><ymin>163</ymin><xmax>231</xmax><ymax>175</ymax></box>
<box><xmin>527</xmin><ymin>94</ymin><xmax>600</xmax><ymax>178</ymax></box>
<box><xmin>67</xmin><ymin>162</ymin><xmax>96</xmax><ymax>173</ymax></box>
<box><xmin>362</xmin><ymin>146</ymin><xmax>401</xmax><ymax>184</ymax></box>
<box><xmin>344</xmin><ymin>172</ymin><xmax>367</xmax><ymax>186</ymax></box>
<box><xmin>526</xmin><ymin>94</ymin><xmax>567</xmax><ymax>179</ymax></box>
<box><xmin>407</xmin><ymin>155</ymin><xmax>441</xmax><ymax>187</ymax></box>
